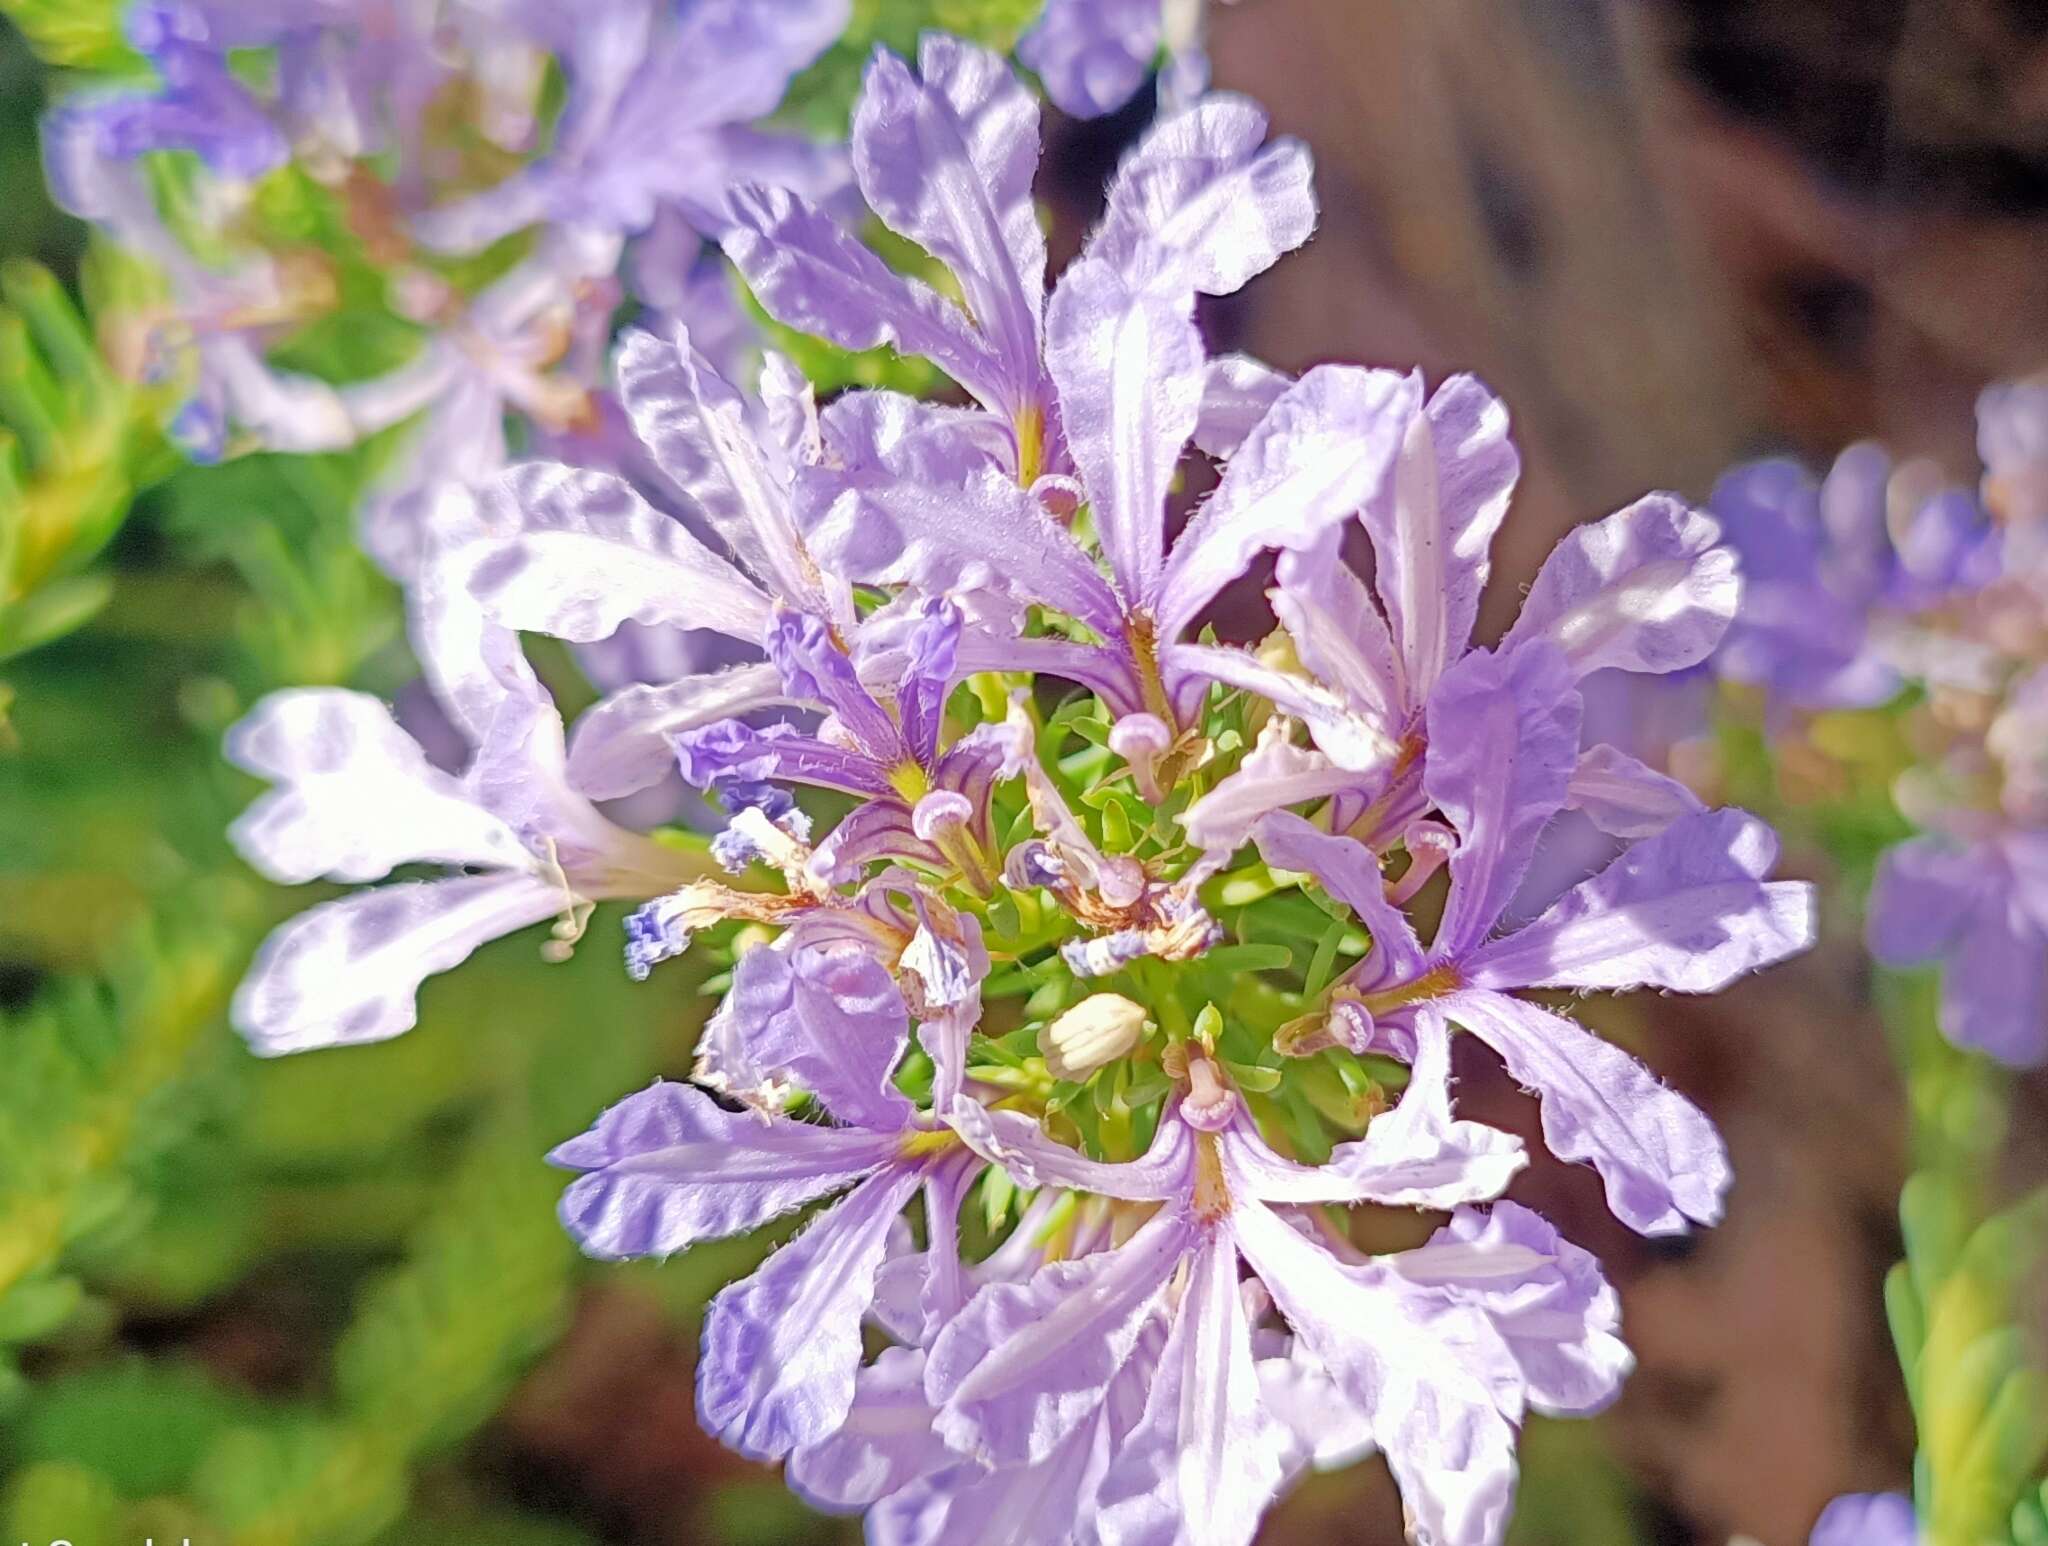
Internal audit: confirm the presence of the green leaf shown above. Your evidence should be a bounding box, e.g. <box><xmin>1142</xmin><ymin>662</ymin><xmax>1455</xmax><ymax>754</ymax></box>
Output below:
<box><xmin>0</xmin><ymin>0</ymin><xmax>134</xmax><ymax>67</ymax></box>
<box><xmin>1902</xmin><ymin>1172</ymin><xmax>1973</xmax><ymax>1313</ymax></box>
<box><xmin>980</xmin><ymin>1164</ymin><xmax>1017</xmax><ymax>1235</ymax></box>
<box><xmin>2011</xmin><ymin>1480</ymin><xmax>2048</xmax><ymax>1546</ymax></box>
<box><xmin>2</xmin><ymin>1461</ymin><xmax>126</xmax><ymax>1546</ymax></box>
<box><xmin>192</xmin><ymin>1418</ymin><xmax>407</xmax><ymax>1546</ymax></box>
<box><xmin>12</xmin><ymin>1362</ymin><xmax>265</xmax><ymax>1496</ymax></box>
<box><xmin>1221</xmin><ymin>1059</ymin><xmax>1282</xmax><ymax>1095</ymax></box>
<box><xmin>1886</xmin><ymin>1260</ymin><xmax>1926</xmax><ymax>1412</ymax></box>
<box><xmin>1302</xmin><ymin>918</ymin><xmax>1349</xmax><ymax>999</ymax></box>
<box><xmin>0</xmin><ymin>569</ymin><xmax>114</xmax><ymax>659</ymax></box>
<box><xmin>1199</xmin><ymin>942</ymin><xmax>1293</xmax><ymax>975</ymax></box>
<box><xmin>1954</xmin><ymin>1367</ymin><xmax>2048</xmax><ymax>1531</ymax></box>
<box><xmin>0</xmin><ymin>1269</ymin><xmax>82</xmax><ymax>1342</ymax></box>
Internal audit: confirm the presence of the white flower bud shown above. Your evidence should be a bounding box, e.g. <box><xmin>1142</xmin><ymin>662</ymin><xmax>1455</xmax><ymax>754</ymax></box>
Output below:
<box><xmin>1039</xmin><ymin>993</ymin><xmax>1151</xmax><ymax>1082</ymax></box>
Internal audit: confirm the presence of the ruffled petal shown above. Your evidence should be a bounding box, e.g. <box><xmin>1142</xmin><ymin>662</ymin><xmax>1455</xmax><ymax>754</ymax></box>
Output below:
<box><xmin>818</xmin><ymin>388</ymin><xmax>1010</xmax><ymax>481</ymax></box>
<box><xmin>725</xmin><ymin>185</ymin><xmax>1009</xmax><ymax>413</ymax></box>
<box><xmin>1230</xmin><ymin>1199</ymin><xmax>1522</xmax><ymax>1546</ymax></box>
<box><xmin>867</xmin><ymin>1429</ymin><xmax>1117</xmax><ymax>1546</ymax></box>
<box><xmin>1096</xmin><ymin>1232</ymin><xmax>1289</xmax><ymax>1546</ymax></box>
<box><xmin>1272</xmin><ymin>527</ymin><xmax>1405</xmax><ymax>731</ymax></box>
<box><xmin>1564</xmin><ymin>742</ymin><xmax>1705</xmax><ymax>840</ymax></box>
<box><xmin>927</xmin><ymin>1208</ymin><xmax>1190</xmax><ymax>1466</ymax></box>
<box><xmin>854</xmin><ymin>37</ymin><xmax>1047</xmax><ymax>414</ymax></box>
<box><xmin>798</xmin><ymin>462</ymin><xmax>1123</xmax><ymax>635</ymax></box>
<box><xmin>1467</xmin><ymin>808</ymin><xmax>1814</xmax><ymax>994</ymax></box>
<box><xmin>1444</xmin><ymin>989</ymin><xmax>1730</xmax><ymax>1235</ymax></box>
<box><xmin>1357</xmin><ymin>376</ymin><xmax>1518</xmax><ymax>707</ymax></box>
<box><xmin>1046</xmin><ymin>257</ymin><xmax>1203</xmax><ymax>602</ymax></box>
<box><xmin>705</xmin><ymin>942</ymin><xmax>915</xmax><ymax>1132</ymax></box>
<box><xmin>406</xmin><ymin>534</ymin><xmax>548</xmax><ymax>746</ymax></box>
<box><xmin>1424</xmin><ymin>643</ymin><xmax>1582</xmax><ymax>961</ymax></box>
<box><xmin>1170</xmin><ymin>643</ymin><xmax>1397</xmax><ymax>772</ymax></box>
<box><xmin>947</xmin><ymin>1099</ymin><xmax>1192</xmax><ymax>1201</ymax></box>
<box><xmin>615</xmin><ymin>324</ymin><xmax>825</xmax><ymax>610</ymax></box>
<box><xmin>1155</xmin><ymin>366</ymin><xmax>1419</xmax><ymax>641</ymax></box>
<box><xmin>455</xmin><ymin>462</ymin><xmax>772</xmax><ymax>643</ymax></box>
<box><xmin>230</xmin><ymin>873</ymin><xmax>564</xmax><ymax>1056</ymax></box>
<box><xmin>1088</xmin><ymin>95</ymin><xmax>1316</xmax><ymax>298</ymax></box>
<box><xmin>549</xmin><ymin>1079</ymin><xmax>900</xmax><ymax>1257</ymax></box>
<box><xmin>1193</xmin><ymin>354</ymin><xmax>1291</xmax><ymax>459</ymax></box>
<box><xmin>460</xmin><ymin>670</ymin><xmax>662</xmax><ymax>879</ymax></box>
<box><xmin>1499</xmin><ymin>493</ymin><xmax>1738</xmax><ymax>679</ymax></box>
<box><xmin>1252</xmin><ymin>812</ymin><xmax>1427</xmax><ymax>981</ymax></box>
<box><xmin>1018</xmin><ymin>0</ymin><xmax>1160</xmax><ymax>120</ymax></box>
<box><xmin>1178</xmin><ymin>736</ymin><xmax>1363</xmax><ymax>873</ymax></box>
<box><xmin>767</xmin><ymin>607</ymin><xmax>908</xmax><ymax>765</ymax></box>
<box><xmin>674</xmin><ymin>719</ymin><xmax>896</xmax><ymax>798</ymax></box>
<box><xmin>1393</xmin><ymin>1201</ymin><xmax>1632</xmax><ymax>1417</ymax></box>
<box><xmin>786</xmin><ymin>1347</ymin><xmax>948</xmax><ymax>1512</ymax></box>
<box><xmin>1233</xmin><ymin>1006</ymin><xmax>1525</xmax><ymax>1209</ymax></box>
<box><xmin>699</xmin><ymin>1164</ymin><xmax>926</xmax><ymax>1459</ymax></box>
<box><xmin>226</xmin><ymin>690</ymin><xmax>529</xmax><ymax>884</ymax></box>
<box><xmin>810</xmin><ymin>802</ymin><xmax>945</xmax><ymax>886</ymax></box>
<box><xmin>565</xmin><ymin>662</ymin><xmax>785</xmax><ymax>801</ymax></box>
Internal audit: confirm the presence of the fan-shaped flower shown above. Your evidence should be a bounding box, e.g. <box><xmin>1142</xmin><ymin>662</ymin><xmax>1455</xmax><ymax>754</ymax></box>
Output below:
<box><xmin>1252</xmin><ymin>642</ymin><xmax>1813</xmax><ymax>1234</ymax></box>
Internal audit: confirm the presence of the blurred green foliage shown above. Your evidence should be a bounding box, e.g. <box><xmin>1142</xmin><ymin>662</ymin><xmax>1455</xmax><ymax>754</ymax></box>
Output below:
<box><xmin>0</xmin><ymin>244</ymin><xmax>174</xmax><ymax>689</ymax></box>
<box><xmin>1882</xmin><ymin>974</ymin><xmax>2048</xmax><ymax>1546</ymax></box>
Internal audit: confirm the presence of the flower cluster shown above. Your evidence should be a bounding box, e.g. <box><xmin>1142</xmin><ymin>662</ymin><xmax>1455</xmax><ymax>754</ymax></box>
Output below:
<box><xmin>220</xmin><ymin>29</ymin><xmax>1816</xmax><ymax>1546</ymax></box>
<box><xmin>43</xmin><ymin>0</ymin><xmax>849</xmax><ymax>578</ymax></box>
<box><xmin>1709</xmin><ymin>386</ymin><xmax>2048</xmax><ymax>1067</ymax></box>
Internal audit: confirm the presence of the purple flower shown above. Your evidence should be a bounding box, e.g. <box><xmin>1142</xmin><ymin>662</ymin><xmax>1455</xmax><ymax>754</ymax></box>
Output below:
<box><xmin>436</xmin><ymin>322</ymin><xmax>1030</xmax><ymax>900</ymax></box>
<box><xmin>1182</xmin><ymin>394</ymin><xmax>1738</xmax><ymax>860</ymax></box>
<box><xmin>1505</xmin><ymin>665</ymin><xmax>1716</xmax><ymax>922</ymax></box>
<box><xmin>56</xmin><ymin>0</ymin><xmax>846</xmax><ymax>254</ymax></box>
<box><xmin>1868</xmin><ymin>830</ymin><xmax>2048</xmax><ymax>1067</ymax></box>
<box><xmin>226</xmin><ymin>599</ymin><xmax>706</xmax><ymax>1055</ymax></box>
<box><xmin>799</xmin><ymin>284</ymin><xmax>1416</xmax><ymax>726</ymax></box>
<box><xmin>45</xmin><ymin>0</ymin><xmax>849</xmax><ymax>575</ymax></box>
<box><xmin>411</xmin><ymin>0</ymin><xmax>852</xmax><ymax>254</ymax></box>
<box><xmin>431</xmin><ymin>323</ymin><xmax>849</xmax><ymax>798</ymax></box>
<box><xmin>676</xmin><ymin>601</ymin><xmax>1035</xmax><ymax>896</ymax></box>
<box><xmin>41</xmin><ymin>78</ymin><xmax>386</xmax><ymax>462</ymax></box>
<box><xmin>856</xmin><ymin>1048</ymin><xmax>1620</xmax><ymax>1546</ymax></box>
<box><xmin>726</xmin><ymin>33</ymin><xmax>1317</xmax><ymax>477</ymax></box>
<box><xmin>1810</xmin><ymin>1492</ymin><xmax>1919</xmax><ymax>1546</ymax></box>
<box><xmin>357</xmin><ymin>231</ymin><xmax>633</xmax><ymax>579</ymax></box>
<box><xmin>1020</xmin><ymin>0</ymin><xmax>1162</xmax><ymax>119</ymax></box>
<box><xmin>1707</xmin><ymin>399</ymin><xmax>2048</xmax><ymax>1065</ymax></box>
<box><xmin>1252</xmin><ymin>642</ymin><xmax>1814</xmax><ymax>1234</ymax></box>
<box><xmin>1710</xmin><ymin>443</ymin><xmax>2010</xmax><ymax>712</ymax></box>
<box><xmin>184</xmin><ymin>25</ymin><xmax>1844</xmax><ymax>1542</ymax></box>
<box><xmin>549</xmin><ymin>957</ymin><xmax>983</xmax><ymax>1459</ymax></box>
<box><xmin>57</xmin><ymin>3</ymin><xmax>290</xmax><ymax>179</ymax></box>
<box><xmin>457</xmin><ymin>38</ymin><xmax>1389</xmax><ymax>784</ymax></box>
<box><xmin>1709</xmin><ymin>449</ymin><xmax>1902</xmax><ymax>710</ymax></box>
